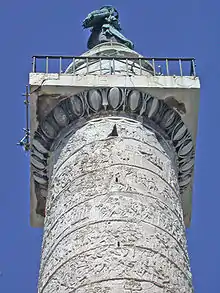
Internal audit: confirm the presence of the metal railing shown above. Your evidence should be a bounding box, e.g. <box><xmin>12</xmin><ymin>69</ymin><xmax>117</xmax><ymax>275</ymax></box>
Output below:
<box><xmin>32</xmin><ymin>55</ymin><xmax>196</xmax><ymax>77</ymax></box>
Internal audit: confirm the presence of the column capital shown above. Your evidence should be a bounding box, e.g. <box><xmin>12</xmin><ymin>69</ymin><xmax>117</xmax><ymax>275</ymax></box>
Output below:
<box><xmin>30</xmin><ymin>87</ymin><xmax>195</xmax><ymax>227</ymax></box>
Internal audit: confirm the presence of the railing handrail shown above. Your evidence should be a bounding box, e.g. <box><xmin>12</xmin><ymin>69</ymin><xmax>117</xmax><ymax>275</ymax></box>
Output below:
<box><xmin>32</xmin><ymin>55</ymin><xmax>196</xmax><ymax>61</ymax></box>
<box><xmin>31</xmin><ymin>55</ymin><xmax>197</xmax><ymax>76</ymax></box>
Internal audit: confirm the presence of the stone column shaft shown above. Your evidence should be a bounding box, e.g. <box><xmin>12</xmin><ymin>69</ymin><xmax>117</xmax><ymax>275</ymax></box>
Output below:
<box><xmin>38</xmin><ymin>117</ymin><xmax>193</xmax><ymax>293</ymax></box>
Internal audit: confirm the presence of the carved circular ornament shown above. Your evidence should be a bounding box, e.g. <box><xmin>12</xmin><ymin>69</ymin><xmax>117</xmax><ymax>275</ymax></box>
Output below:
<box><xmin>31</xmin><ymin>88</ymin><xmax>195</xmax><ymax>217</ymax></box>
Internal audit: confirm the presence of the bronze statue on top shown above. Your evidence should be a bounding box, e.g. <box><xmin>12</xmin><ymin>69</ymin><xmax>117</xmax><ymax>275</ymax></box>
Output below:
<box><xmin>83</xmin><ymin>6</ymin><xmax>134</xmax><ymax>50</ymax></box>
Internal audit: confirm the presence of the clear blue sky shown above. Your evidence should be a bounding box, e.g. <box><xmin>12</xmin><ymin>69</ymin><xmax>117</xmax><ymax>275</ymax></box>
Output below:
<box><xmin>0</xmin><ymin>0</ymin><xmax>219</xmax><ymax>292</ymax></box>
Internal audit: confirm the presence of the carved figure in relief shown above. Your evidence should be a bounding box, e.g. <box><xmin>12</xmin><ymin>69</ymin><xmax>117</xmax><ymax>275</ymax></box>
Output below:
<box><xmin>83</xmin><ymin>6</ymin><xmax>134</xmax><ymax>49</ymax></box>
<box><xmin>41</xmin><ymin>221</ymin><xmax>189</xmax><ymax>278</ymax></box>
<box><xmin>84</xmin><ymin>286</ymin><xmax>111</xmax><ymax>293</ymax></box>
<box><xmin>40</xmin><ymin>244</ymin><xmax>192</xmax><ymax>292</ymax></box>
<box><xmin>124</xmin><ymin>279</ymin><xmax>143</xmax><ymax>291</ymax></box>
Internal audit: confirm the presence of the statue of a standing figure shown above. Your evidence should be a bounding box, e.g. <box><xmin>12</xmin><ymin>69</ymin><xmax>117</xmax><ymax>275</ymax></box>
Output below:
<box><xmin>83</xmin><ymin>6</ymin><xmax>134</xmax><ymax>50</ymax></box>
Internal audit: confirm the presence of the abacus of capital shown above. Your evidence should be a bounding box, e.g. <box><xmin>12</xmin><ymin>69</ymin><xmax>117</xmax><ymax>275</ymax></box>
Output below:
<box><xmin>27</xmin><ymin>6</ymin><xmax>200</xmax><ymax>293</ymax></box>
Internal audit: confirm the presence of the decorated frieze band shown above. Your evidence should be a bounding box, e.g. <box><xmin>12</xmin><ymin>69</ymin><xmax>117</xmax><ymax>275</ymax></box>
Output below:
<box><xmin>31</xmin><ymin>88</ymin><xmax>195</xmax><ymax>216</ymax></box>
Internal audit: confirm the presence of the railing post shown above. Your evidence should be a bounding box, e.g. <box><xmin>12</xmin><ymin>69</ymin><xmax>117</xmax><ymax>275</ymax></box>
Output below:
<box><xmin>109</xmin><ymin>59</ymin><xmax>112</xmax><ymax>74</ymax></box>
<box><xmin>126</xmin><ymin>58</ymin><xmax>128</xmax><ymax>75</ymax></box>
<box><xmin>99</xmin><ymin>58</ymin><xmax>102</xmax><ymax>75</ymax></box>
<box><xmin>46</xmin><ymin>57</ymin><xmax>49</xmax><ymax>73</ymax></box>
<box><xmin>152</xmin><ymin>58</ymin><xmax>156</xmax><ymax>75</ymax></box>
<box><xmin>86</xmin><ymin>57</ymin><xmax>89</xmax><ymax>74</ymax></box>
<box><xmin>166</xmin><ymin>59</ymin><xmax>169</xmax><ymax>75</ymax></box>
<box><xmin>139</xmin><ymin>58</ymin><xmax>142</xmax><ymax>75</ymax></box>
<box><xmin>72</xmin><ymin>57</ymin><xmax>75</xmax><ymax>74</ymax></box>
<box><xmin>112</xmin><ymin>58</ymin><xmax>115</xmax><ymax>74</ymax></box>
<box><xmin>179</xmin><ymin>59</ymin><xmax>183</xmax><ymax>76</ymax></box>
<box><xmin>32</xmin><ymin>57</ymin><xmax>36</xmax><ymax>73</ymax></box>
<box><xmin>59</xmin><ymin>57</ymin><xmax>62</xmax><ymax>74</ymax></box>
<box><xmin>191</xmin><ymin>59</ymin><xmax>196</xmax><ymax>76</ymax></box>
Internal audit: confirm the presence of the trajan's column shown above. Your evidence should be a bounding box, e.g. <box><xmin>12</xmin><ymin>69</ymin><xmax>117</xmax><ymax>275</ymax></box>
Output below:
<box><xmin>28</xmin><ymin>6</ymin><xmax>200</xmax><ymax>293</ymax></box>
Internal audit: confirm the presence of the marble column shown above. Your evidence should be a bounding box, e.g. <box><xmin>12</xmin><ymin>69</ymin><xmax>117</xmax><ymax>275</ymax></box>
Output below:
<box><xmin>37</xmin><ymin>115</ymin><xmax>193</xmax><ymax>293</ymax></box>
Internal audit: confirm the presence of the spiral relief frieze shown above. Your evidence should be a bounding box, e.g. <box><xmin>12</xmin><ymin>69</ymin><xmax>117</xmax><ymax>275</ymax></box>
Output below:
<box><xmin>37</xmin><ymin>117</ymin><xmax>193</xmax><ymax>293</ymax></box>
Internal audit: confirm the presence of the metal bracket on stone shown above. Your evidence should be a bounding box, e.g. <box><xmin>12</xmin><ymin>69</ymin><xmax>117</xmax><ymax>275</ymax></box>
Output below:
<box><xmin>17</xmin><ymin>85</ymin><xmax>30</xmax><ymax>151</ymax></box>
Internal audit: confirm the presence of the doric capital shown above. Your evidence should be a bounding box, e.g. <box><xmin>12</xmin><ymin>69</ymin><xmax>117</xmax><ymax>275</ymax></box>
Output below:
<box><xmin>30</xmin><ymin>88</ymin><xmax>195</xmax><ymax>225</ymax></box>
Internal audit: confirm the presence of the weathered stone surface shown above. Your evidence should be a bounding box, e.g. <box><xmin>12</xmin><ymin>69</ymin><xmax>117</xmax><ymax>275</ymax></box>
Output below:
<box><xmin>38</xmin><ymin>118</ymin><xmax>193</xmax><ymax>293</ymax></box>
<box><xmin>31</xmin><ymin>89</ymin><xmax>195</xmax><ymax>222</ymax></box>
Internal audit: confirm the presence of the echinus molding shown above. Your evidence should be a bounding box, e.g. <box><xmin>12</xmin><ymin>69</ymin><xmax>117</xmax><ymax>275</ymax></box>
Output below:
<box><xmin>31</xmin><ymin>88</ymin><xmax>194</xmax><ymax>223</ymax></box>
